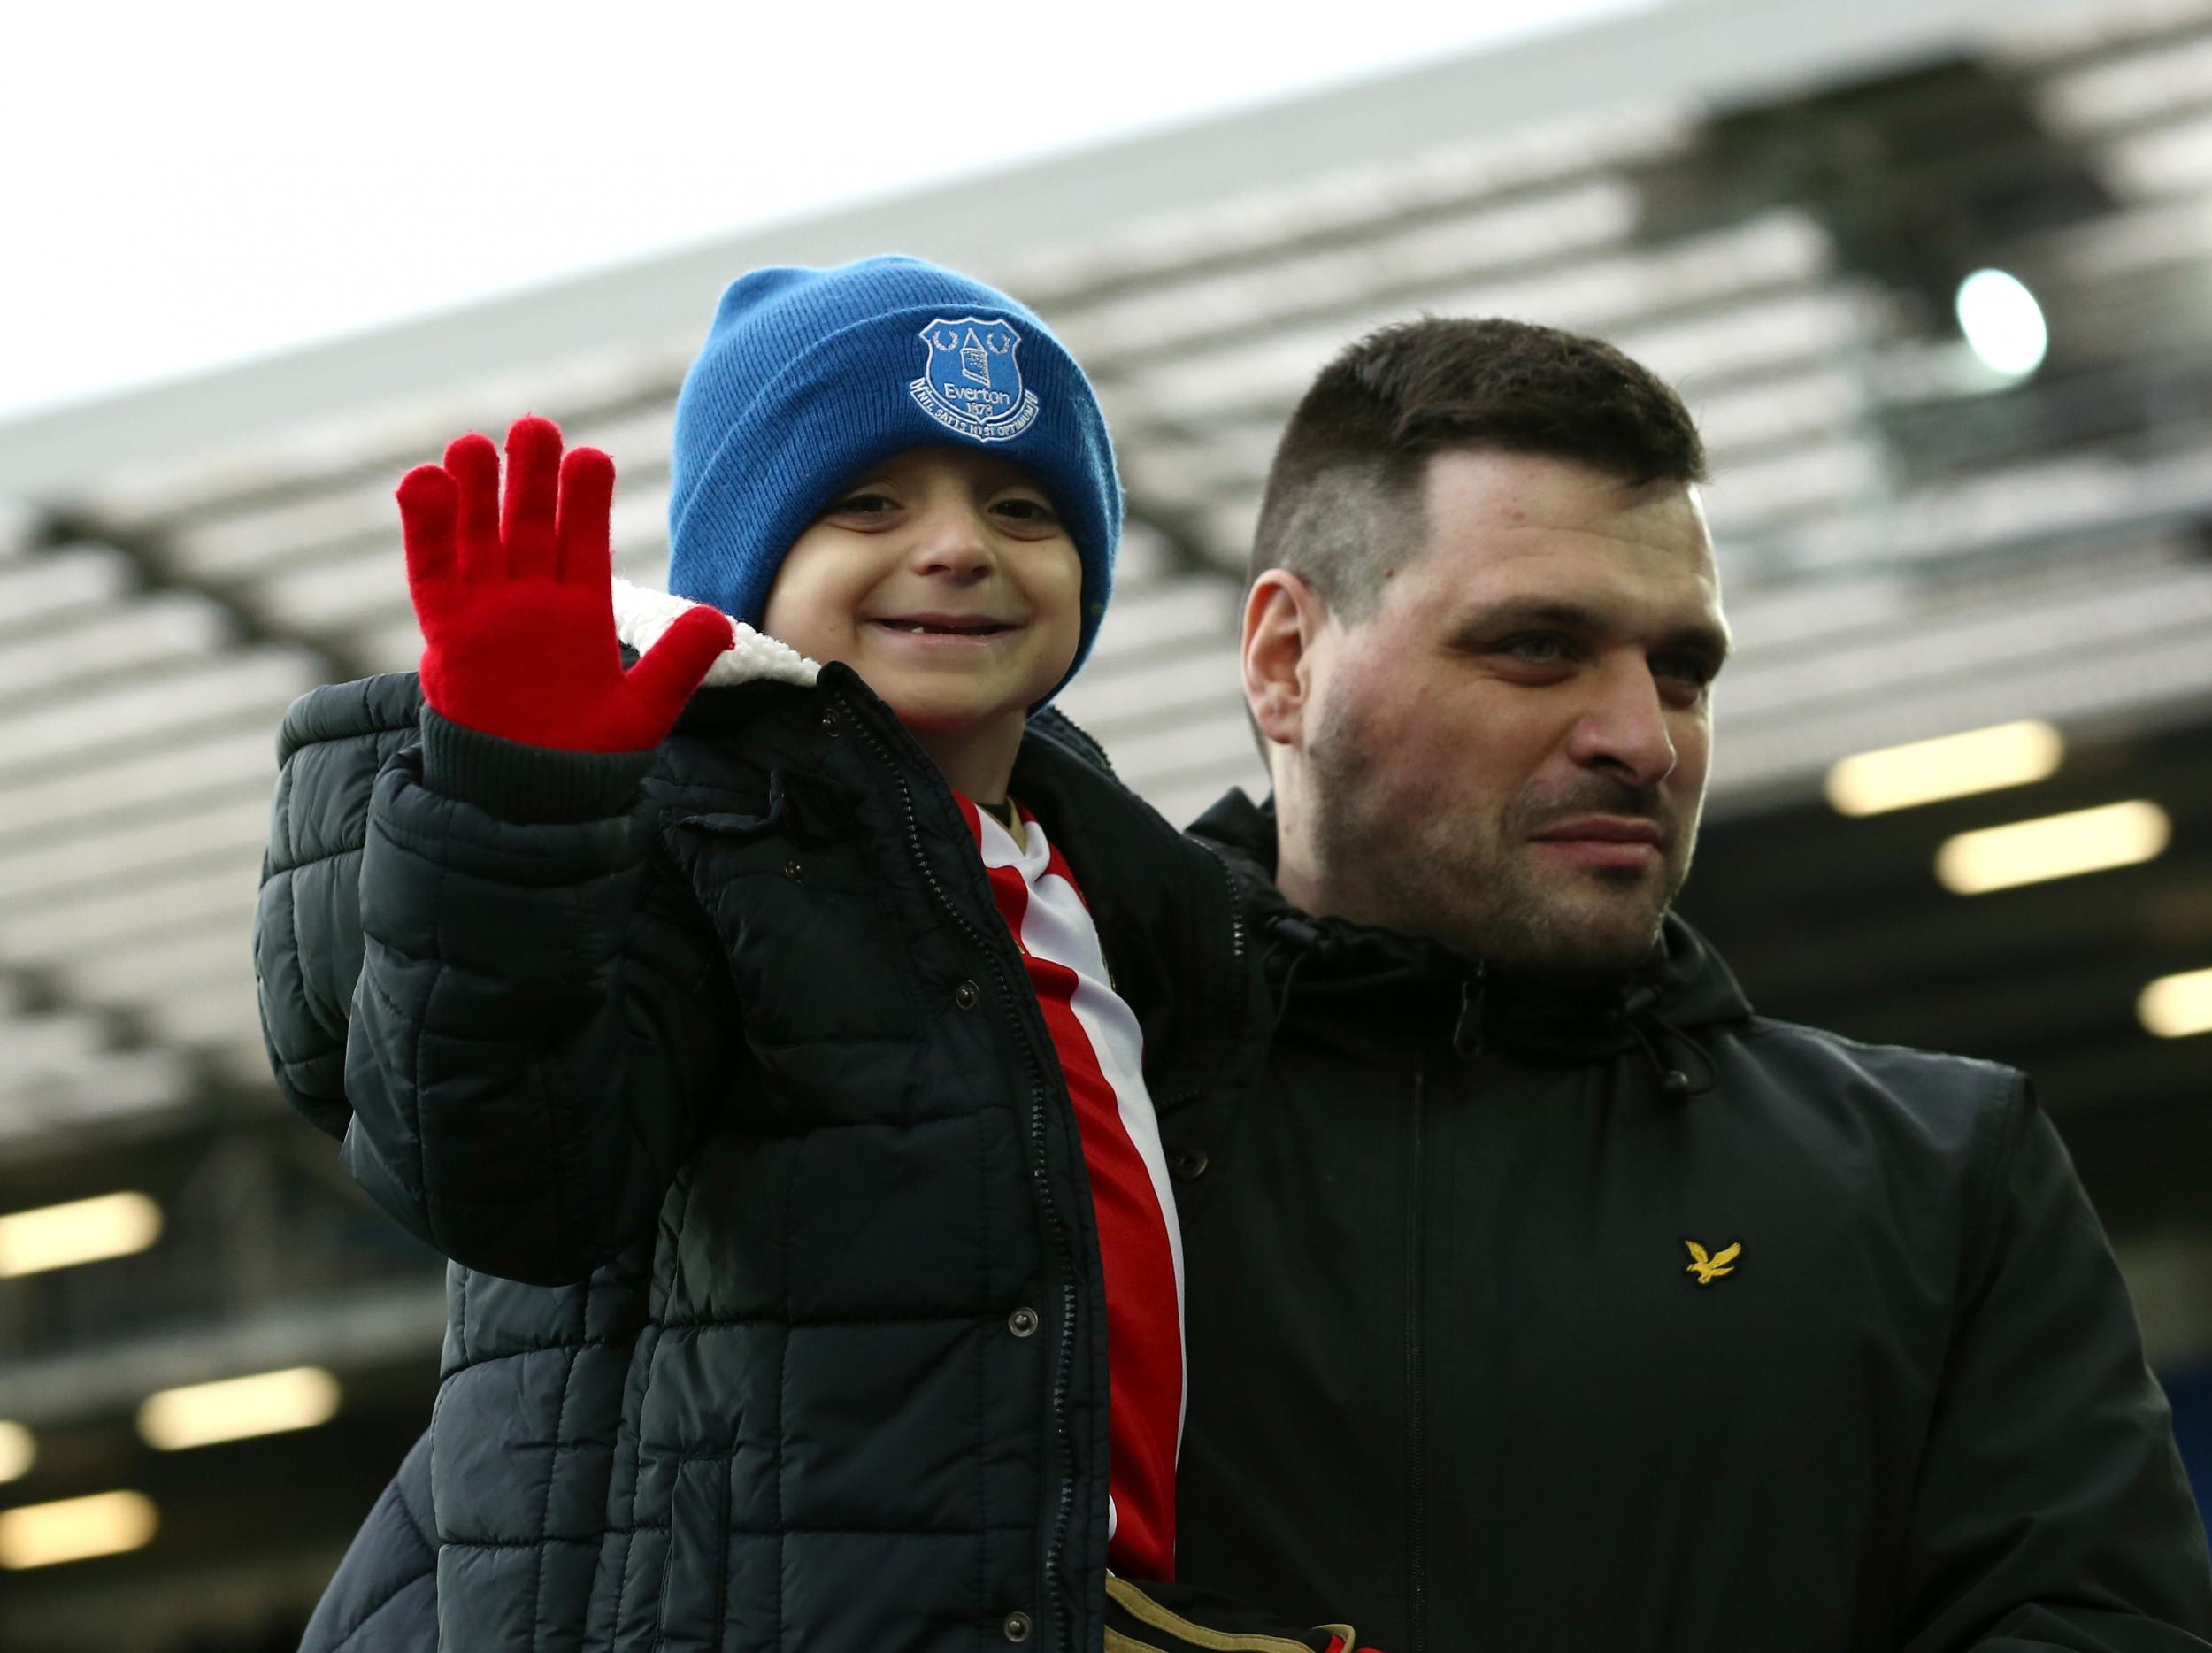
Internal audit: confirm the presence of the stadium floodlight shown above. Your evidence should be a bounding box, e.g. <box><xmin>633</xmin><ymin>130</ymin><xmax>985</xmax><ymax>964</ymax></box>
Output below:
<box><xmin>0</xmin><ymin>1193</ymin><xmax>162</xmax><ymax>1279</ymax></box>
<box><xmin>1955</xmin><ymin>269</ymin><xmax>2049</xmax><ymax>379</ymax></box>
<box><xmin>2139</xmin><ymin>967</ymin><xmax>2212</xmax><ymax>1039</ymax></box>
<box><xmin>0</xmin><ymin>1491</ymin><xmax>157</xmax><ymax>1570</ymax></box>
<box><xmin>0</xmin><ymin>1422</ymin><xmax>33</xmax><ymax>1483</ymax></box>
<box><xmin>1935</xmin><ymin>801</ymin><xmax>2170</xmax><ymax>895</ymax></box>
<box><xmin>1825</xmin><ymin>721</ymin><xmax>2065</xmax><ymax>816</ymax></box>
<box><xmin>137</xmin><ymin>1367</ymin><xmax>341</xmax><ymax>1451</ymax></box>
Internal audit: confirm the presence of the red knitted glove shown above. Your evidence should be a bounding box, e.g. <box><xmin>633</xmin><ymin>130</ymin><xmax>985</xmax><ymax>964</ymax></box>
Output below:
<box><xmin>399</xmin><ymin>415</ymin><xmax>733</xmax><ymax>752</ymax></box>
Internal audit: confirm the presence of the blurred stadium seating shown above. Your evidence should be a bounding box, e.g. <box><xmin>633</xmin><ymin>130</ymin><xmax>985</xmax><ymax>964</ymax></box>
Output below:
<box><xmin>1</xmin><ymin>0</ymin><xmax>2208</xmax><ymax>1642</ymax></box>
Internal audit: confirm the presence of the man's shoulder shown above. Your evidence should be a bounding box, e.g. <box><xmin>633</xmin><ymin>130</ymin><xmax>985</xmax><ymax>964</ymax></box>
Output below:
<box><xmin>1722</xmin><ymin>1012</ymin><xmax>2027</xmax><ymax>1157</ymax></box>
<box><xmin>1733</xmin><ymin>1011</ymin><xmax>2020</xmax><ymax>1086</ymax></box>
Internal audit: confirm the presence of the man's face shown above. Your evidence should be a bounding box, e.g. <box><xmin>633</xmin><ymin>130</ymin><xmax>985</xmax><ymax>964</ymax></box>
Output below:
<box><xmin>1279</xmin><ymin>449</ymin><xmax>1727</xmax><ymax>980</ymax></box>
<box><xmin>762</xmin><ymin>446</ymin><xmax>1083</xmax><ymax>734</ymax></box>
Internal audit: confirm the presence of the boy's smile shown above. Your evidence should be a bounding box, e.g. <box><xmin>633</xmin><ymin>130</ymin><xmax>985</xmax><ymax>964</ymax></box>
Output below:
<box><xmin>762</xmin><ymin>445</ymin><xmax>1085</xmax><ymax>800</ymax></box>
<box><xmin>867</xmin><ymin>612</ymin><xmax>1018</xmax><ymax>642</ymax></box>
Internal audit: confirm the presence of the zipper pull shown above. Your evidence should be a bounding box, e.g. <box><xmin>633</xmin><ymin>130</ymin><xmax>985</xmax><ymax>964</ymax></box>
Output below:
<box><xmin>1451</xmin><ymin>965</ymin><xmax>1486</xmax><ymax>1060</ymax></box>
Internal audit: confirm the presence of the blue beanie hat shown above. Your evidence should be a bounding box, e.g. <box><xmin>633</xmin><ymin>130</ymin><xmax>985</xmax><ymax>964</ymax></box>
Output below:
<box><xmin>668</xmin><ymin>255</ymin><xmax>1121</xmax><ymax>699</ymax></box>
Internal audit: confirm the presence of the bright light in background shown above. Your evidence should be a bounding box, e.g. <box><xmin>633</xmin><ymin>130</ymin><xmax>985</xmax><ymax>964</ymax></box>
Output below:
<box><xmin>1935</xmin><ymin>800</ymin><xmax>2170</xmax><ymax>894</ymax></box>
<box><xmin>137</xmin><ymin>1367</ymin><xmax>341</xmax><ymax>1451</ymax></box>
<box><xmin>2139</xmin><ymin>967</ymin><xmax>2212</xmax><ymax>1039</ymax></box>
<box><xmin>0</xmin><ymin>0</ymin><xmax>1656</xmax><ymax>422</ymax></box>
<box><xmin>0</xmin><ymin>1492</ymin><xmax>157</xmax><ymax>1570</ymax></box>
<box><xmin>0</xmin><ymin>1423</ymin><xmax>34</xmax><ymax>1484</ymax></box>
<box><xmin>0</xmin><ymin>1193</ymin><xmax>161</xmax><ymax>1279</ymax></box>
<box><xmin>1955</xmin><ymin>268</ymin><xmax>2050</xmax><ymax>378</ymax></box>
<box><xmin>1826</xmin><ymin>720</ymin><xmax>2064</xmax><ymax>815</ymax></box>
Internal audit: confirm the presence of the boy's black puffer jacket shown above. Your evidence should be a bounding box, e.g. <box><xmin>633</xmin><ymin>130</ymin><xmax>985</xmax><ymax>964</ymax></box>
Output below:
<box><xmin>256</xmin><ymin>599</ymin><xmax>1255</xmax><ymax>1653</ymax></box>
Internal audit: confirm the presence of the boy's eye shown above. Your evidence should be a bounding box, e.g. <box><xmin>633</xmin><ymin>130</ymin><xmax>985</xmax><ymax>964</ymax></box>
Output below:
<box><xmin>829</xmin><ymin>490</ymin><xmax>895</xmax><ymax>514</ymax></box>
<box><xmin>992</xmin><ymin>496</ymin><xmax>1058</xmax><ymax>525</ymax></box>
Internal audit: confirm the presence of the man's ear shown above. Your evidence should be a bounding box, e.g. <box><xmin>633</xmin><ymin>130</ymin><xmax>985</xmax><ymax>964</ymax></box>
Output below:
<box><xmin>1242</xmin><ymin>569</ymin><xmax>1325</xmax><ymax>750</ymax></box>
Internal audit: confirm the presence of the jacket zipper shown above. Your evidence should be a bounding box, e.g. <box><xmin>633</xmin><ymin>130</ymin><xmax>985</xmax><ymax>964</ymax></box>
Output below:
<box><xmin>1452</xmin><ymin>965</ymin><xmax>1486</xmax><ymax>1060</ymax></box>
<box><xmin>1414</xmin><ymin>971</ymin><xmax>1482</xmax><ymax>1649</ymax></box>
<box><xmin>1199</xmin><ymin>836</ymin><xmax>1250</xmax><ymax>970</ymax></box>
<box><xmin>842</xmin><ymin>695</ymin><xmax>1084</xmax><ymax>1653</ymax></box>
<box><xmin>1407</xmin><ymin>1070</ymin><xmax>1429</xmax><ymax>1653</ymax></box>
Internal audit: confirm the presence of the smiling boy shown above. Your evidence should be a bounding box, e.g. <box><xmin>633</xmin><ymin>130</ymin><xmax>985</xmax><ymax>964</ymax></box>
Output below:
<box><xmin>265</xmin><ymin>257</ymin><xmax>1372</xmax><ymax>1649</ymax></box>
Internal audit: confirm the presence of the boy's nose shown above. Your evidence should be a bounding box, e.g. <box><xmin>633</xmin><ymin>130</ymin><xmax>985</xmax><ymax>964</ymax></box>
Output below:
<box><xmin>907</xmin><ymin>504</ymin><xmax>995</xmax><ymax>579</ymax></box>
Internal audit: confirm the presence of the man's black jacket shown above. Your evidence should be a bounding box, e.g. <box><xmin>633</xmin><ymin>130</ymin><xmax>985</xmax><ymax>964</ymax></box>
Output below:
<box><xmin>1164</xmin><ymin>789</ymin><xmax>2212</xmax><ymax>1653</ymax></box>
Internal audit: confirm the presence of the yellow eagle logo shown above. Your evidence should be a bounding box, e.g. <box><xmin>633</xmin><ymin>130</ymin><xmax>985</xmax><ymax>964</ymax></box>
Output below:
<box><xmin>1684</xmin><ymin>1239</ymin><xmax>1742</xmax><ymax>1285</ymax></box>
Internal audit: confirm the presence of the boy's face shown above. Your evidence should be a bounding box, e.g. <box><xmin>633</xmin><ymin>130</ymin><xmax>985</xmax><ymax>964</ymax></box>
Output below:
<box><xmin>763</xmin><ymin>446</ymin><xmax>1084</xmax><ymax>738</ymax></box>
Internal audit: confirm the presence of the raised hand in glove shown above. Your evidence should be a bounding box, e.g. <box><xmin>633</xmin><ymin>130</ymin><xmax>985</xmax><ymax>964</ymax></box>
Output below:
<box><xmin>399</xmin><ymin>414</ymin><xmax>733</xmax><ymax>752</ymax></box>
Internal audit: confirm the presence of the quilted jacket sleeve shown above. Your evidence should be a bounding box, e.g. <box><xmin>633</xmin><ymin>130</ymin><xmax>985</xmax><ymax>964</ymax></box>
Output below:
<box><xmin>257</xmin><ymin>674</ymin><xmax>427</xmax><ymax>1142</ymax></box>
<box><xmin>1900</xmin><ymin>1080</ymin><xmax>2212</xmax><ymax>1651</ymax></box>
<box><xmin>341</xmin><ymin>706</ymin><xmax>734</xmax><ymax>1285</ymax></box>
<box><xmin>299</xmin><ymin>1427</ymin><xmax>437</xmax><ymax>1653</ymax></box>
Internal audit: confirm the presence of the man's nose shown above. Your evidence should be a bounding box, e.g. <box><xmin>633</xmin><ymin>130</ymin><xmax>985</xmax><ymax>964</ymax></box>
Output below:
<box><xmin>1565</xmin><ymin>659</ymin><xmax>1678</xmax><ymax>788</ymax></box>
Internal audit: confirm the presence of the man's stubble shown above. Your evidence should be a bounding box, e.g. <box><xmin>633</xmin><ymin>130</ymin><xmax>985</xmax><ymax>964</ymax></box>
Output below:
<box><xmin>1301</xmin><ymin>687</ymin><xmax>1695</xmax><ymax>983</ymax></box>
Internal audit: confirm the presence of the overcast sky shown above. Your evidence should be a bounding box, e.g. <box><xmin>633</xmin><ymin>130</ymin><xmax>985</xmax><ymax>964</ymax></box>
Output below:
<box><xmin>2</xmin><ymin>0</ymin><xmax>1651</xmax><ymax>423</ymax></box>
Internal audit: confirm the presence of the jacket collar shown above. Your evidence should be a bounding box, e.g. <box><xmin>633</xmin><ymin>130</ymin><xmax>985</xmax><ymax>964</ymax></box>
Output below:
<box><xmin>1189</xmin><ymin>788</ymin><xmax>1753</xmax><ymax>1078</ymax></box>
<box><xmin>629</xmin><ymin>584</ymin><xmax>1244</xmax><ymax>1096</ymax></box>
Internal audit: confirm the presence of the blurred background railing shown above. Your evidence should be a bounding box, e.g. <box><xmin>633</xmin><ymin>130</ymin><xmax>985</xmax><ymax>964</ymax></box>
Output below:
<box><xmin>2</xmin><ymin>0</ymin><xmax>2209</xmax><ymax>1644</ymax></box>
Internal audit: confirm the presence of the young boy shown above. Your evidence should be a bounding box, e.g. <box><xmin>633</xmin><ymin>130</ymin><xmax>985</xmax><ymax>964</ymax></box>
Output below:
<box><xmin>262</xmin><ymin>257</ymin><xmax>1375</xmax><ymax>1650</ymax></box>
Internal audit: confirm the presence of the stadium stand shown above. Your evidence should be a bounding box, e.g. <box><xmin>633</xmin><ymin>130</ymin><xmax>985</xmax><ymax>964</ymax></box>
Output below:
<box><xmin>1</xmin><ymin>0</ymin><xmax>2208</xmax><ymax>1642</ymax></box>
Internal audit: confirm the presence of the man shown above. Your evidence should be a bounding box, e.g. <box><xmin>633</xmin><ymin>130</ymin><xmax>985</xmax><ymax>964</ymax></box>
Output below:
<box><xmin>1164</xmin><ymin>317</ymin><xmax>2212</xmax><ymax>1651</ymax></box>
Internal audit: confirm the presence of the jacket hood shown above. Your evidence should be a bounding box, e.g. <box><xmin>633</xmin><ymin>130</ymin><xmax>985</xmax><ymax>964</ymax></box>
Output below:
<box><xmin>1189</xmin><ymin>788</ymin><xmax>1753</xmax><ymax>1088</ymax></box>
<box><xmin>611</xmin><ymin>579</ymin><xmax>821</xmax><ymax>689</ymax></box>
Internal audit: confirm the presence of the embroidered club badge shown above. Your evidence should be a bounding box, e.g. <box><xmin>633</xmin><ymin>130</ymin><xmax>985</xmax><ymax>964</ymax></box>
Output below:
<box><xmin>911</xmin><ymin>316</ymin><xmax>1041</xmax><ymax>443</ymax></box>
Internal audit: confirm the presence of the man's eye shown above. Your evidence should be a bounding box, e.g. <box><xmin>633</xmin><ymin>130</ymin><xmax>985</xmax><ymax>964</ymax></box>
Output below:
<box><xmin>1499</xmin><ymin>634</ymin><xmax>1571</xmax><ymax>662</ymax></box>
<box><xmin>1654</xmin><ymin>653</ymin><xmax>1716</xmax><ymax>686</ymax></box>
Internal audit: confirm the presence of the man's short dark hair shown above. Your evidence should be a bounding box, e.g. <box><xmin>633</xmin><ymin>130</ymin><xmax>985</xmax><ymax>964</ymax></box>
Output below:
<box><xmin>1248</xmin><ymin>317</ymin><xmax>1709</xmax><ymax>619</ymax></box>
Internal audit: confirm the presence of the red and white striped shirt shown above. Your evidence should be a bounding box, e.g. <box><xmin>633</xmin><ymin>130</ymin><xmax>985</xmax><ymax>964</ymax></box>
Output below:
<box><xmin>960</xmin><ymin>794</ymin><xmax>1185</xmax><ymax>1581</ymax></box>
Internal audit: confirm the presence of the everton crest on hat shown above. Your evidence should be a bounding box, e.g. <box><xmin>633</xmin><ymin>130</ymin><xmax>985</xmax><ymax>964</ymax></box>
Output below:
<box><xmin>910</xmin><ymin>316</ymin><xmax>1041</xmax><ymax>443</ymax></box>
